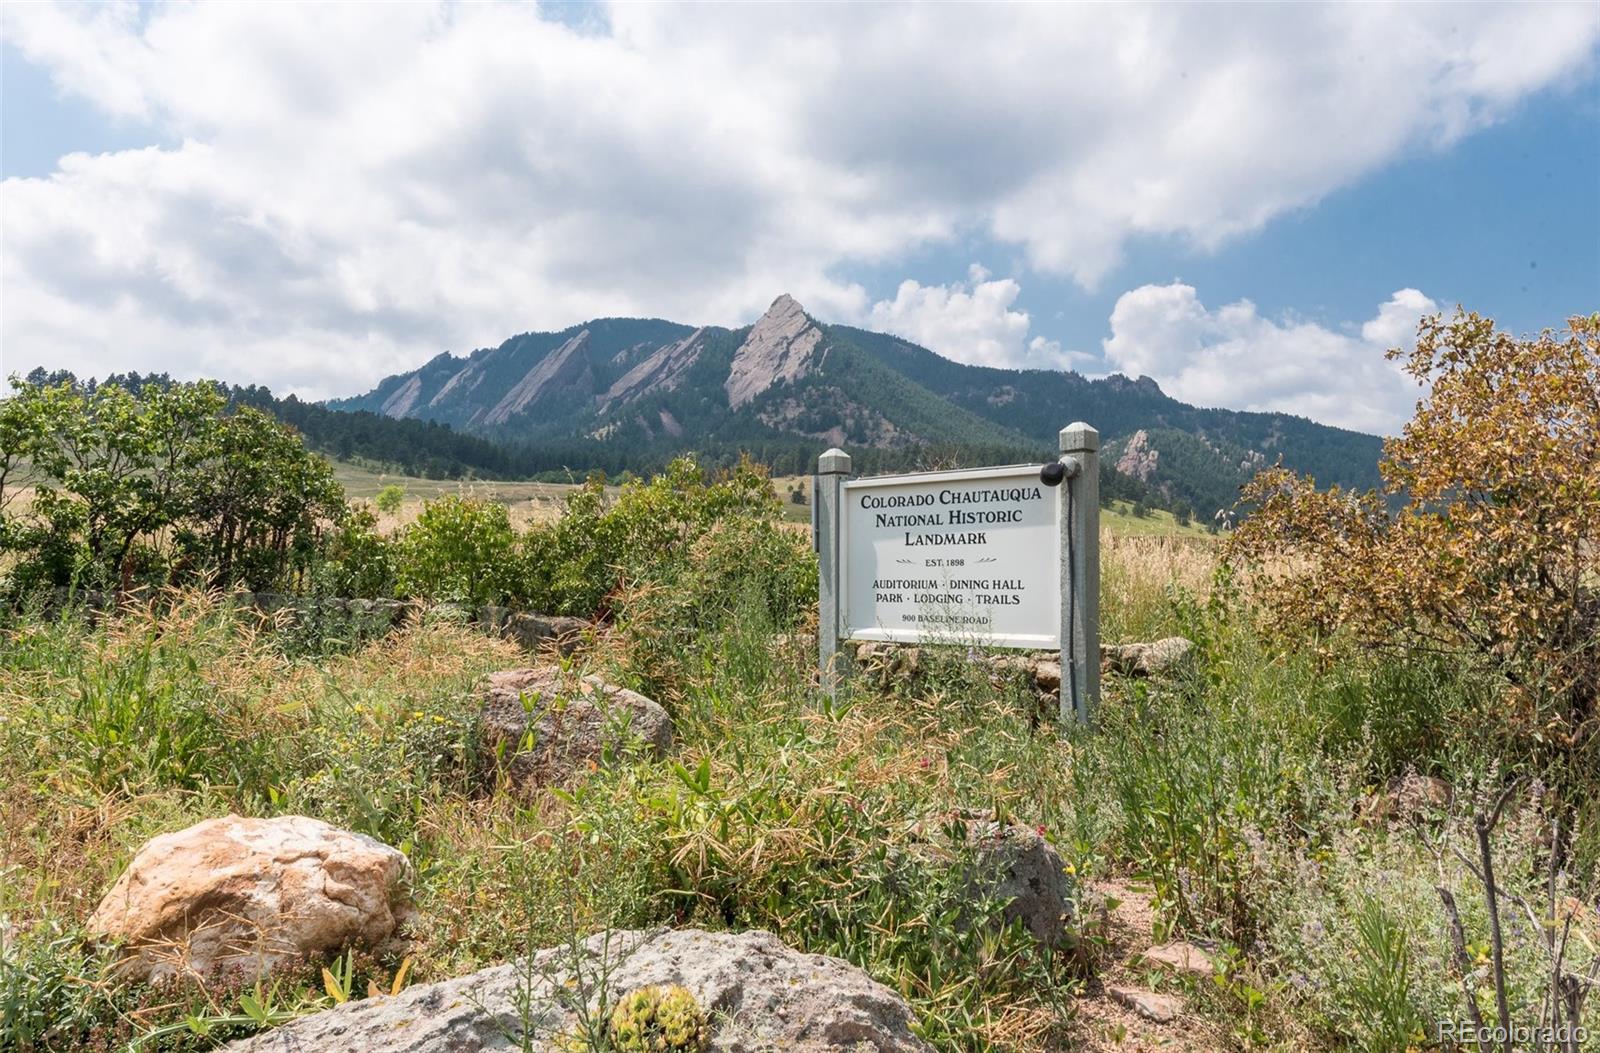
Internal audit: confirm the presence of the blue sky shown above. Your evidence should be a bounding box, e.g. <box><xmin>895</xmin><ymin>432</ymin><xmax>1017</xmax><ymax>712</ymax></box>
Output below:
<box><xmin>4</xmin><ymin>42</ymin><xmax>168</xmax><ymax>176</ymax></box>
<box><xmin>2</xmin><ymin>2</ymin><xmax>1597</xmax><ymax>434</ymax></box>
<box><xmin>831</xmin><ymin>85</ymin><xmax>1599</xmax><ymax>364</ymax></box>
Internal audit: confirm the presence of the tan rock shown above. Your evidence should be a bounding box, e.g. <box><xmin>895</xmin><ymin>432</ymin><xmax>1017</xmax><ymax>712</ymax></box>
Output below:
<box><xmin>1140</xmin><ymin>940</ymin><xmax>1214</xmax><ymax>978</ymax></box>
<box><xmin>988</xmin><ymin>654</ymin><xmax>1034</xmax><ymax>678</ymax></box>
<box><xmin>1115</xmin><ymin>429</ymin><xmax>1160</xmax><ymax>482</ymax></box>
<box><xmin>1359</xmin><ymin>773</ymin><xmax>1453</xmax><ymax>826</ymax></box>
<box><xmin>1109</xmin><ymin>985</ymin><xmax>1184</xmax><ymax>1023</ymax></box>
<box><xmin>480</xmin><ymin>667</ymin><xmax>673</xmax><ymax>788</ymax></box>
<box><xmin>89</xmin><ymin>815</ymin><xmax>412</xmax><ymax>984</ymax></box>
<box><xmin>1101</xmin><ymin>637</ymin><xmax>1194</xmax><ymax>677</ymax></box>
<box><xmin>1389</xmin><ymin>773</ymin><xmax>1452</xmax><ymax>812</ymax></box>
<box><xmin>852</xmin><ymin>640</ymin><xmax>922</xmax><ymax>687</ymax></box>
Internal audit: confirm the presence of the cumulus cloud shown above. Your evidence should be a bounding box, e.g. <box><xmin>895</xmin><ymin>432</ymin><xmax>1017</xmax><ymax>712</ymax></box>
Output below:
<box><xmin>1</xmin><ymin>2</ymin><xmax>1594</xmax><ymax>398</ymax></box>
<box><xmin>866</xmin><ymin>264</ymin><xmax>1093</xmax><ymax>371</ymax></box>
<box><xmin>1102</xmin><ymin>284</ymin><xmax>1439</xmax><ymax>434</ymax></box>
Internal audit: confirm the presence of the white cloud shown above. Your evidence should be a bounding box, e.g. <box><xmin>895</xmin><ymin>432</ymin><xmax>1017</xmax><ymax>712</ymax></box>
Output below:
<box><xmin>863</xmin><ymin>264</ymin><xmax>1096</xmax><ymax>371</ymax></box>
<box><xmin>863</xmin><ymin>264</ymin><xmax>1055</xmax><ymax>370</ymax></box>
<box><xmin>1102</xmin><ymin>284</ymin><xmax>1439</xmax><ymax>434</ymax></box>
<box><xmin>0</xmin><ymin>2</ymin><xmax>1594</xmax><ymax>398</ymax></box>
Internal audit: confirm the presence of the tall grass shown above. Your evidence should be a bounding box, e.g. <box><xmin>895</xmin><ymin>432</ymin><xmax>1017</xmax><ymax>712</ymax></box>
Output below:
<box><xmin>1</xmin><ymin>533</ymin><xmax>1596</xmax><ymax>1051</ymax></box>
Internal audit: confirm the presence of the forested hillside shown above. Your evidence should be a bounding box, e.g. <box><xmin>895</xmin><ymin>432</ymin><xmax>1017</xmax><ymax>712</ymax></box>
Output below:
<box><xmin>16</xmin><ymin>293</ymin><xmax>1386</xmax><ymax>517</ymax></box>
<box><xmin>334</xmin><ymin>295</ymin><xmax>1386</xmax><ymax>516</ymax></box>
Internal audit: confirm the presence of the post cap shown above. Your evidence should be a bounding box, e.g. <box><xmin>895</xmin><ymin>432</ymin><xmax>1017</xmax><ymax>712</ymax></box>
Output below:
<box><xmin>1059</xmin><ymin>422</ymin><xmax>1099</xmax><ymax>454</ymax></box>
<box><xmin>818</xmin><ymin>448</ymin><xmax>852</xmax><ymax>474</ymax></box>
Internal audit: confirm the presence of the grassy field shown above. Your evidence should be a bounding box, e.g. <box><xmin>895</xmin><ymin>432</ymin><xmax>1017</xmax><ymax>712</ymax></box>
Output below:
<box><xmin>6</xmin><ymin>458</ymin><xmax>1593</xmax><ymax>1053</ymax></box>
<box><xmin>333</xmin><ymin>461</ymin><xmax>603</xmax><ymax>530</ymax></box>
<box><xmin>4</xmin><ymin>524</ymin><xmax>1593</xmax><ymax>1051</ymax></box>
<box><xmin>343</xmin><ymin>463</ymin><xmax>1216</xmax><ymax>537</ymax></box>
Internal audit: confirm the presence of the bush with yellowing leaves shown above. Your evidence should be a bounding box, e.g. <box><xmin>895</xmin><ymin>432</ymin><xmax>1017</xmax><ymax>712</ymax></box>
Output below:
<box><xmin>1227</xmin><ymin>310</ymin><xmax>1599</xmax><ymax>761</ymax></box>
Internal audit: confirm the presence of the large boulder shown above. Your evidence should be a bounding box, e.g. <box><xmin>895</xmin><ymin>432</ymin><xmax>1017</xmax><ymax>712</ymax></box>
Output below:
<box><xmin>225</xmin><ymin>927</ymin><xmax>931</xmax><ymax>1052</ymax></box>
<box><xmin>1101</xmin><ymin>637</ymin><xmax>1194</xmax><ymax>678</ymax></box>
<box><xmin>913</xmin><ymin>809</ymin><xmax>1073</xmax><ymax>947</ymax></box>
<box><xmin>89</xmin><ymin>815</ymin><xmax>412</xmax><ymax>984</ymax></box>
<box><xmin>480</xmin><ymin>667</ymin><xmax>673</xmax><ymax>788</ymax></box>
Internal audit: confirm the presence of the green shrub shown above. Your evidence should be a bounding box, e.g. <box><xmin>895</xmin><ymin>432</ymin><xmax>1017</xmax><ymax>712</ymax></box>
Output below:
<box><xmin>0</xmin><ymin>377</ymin><xmax>345</xmax><ymax>595</ymax></box>
<box><xmin>0</xmin><ymin>921</ymin><xmax>126</xmax><ymax>1053</ymax></box>
<box><xmin>314</xmin><ymin>506</ymin><xmax>400</xmax><ymax>599</ymax></box>
<box><xmin>374</xmin><ymin>484</ymin><xmax>406</xmax><ymax>515</ymax></box>
<box><xmin>397</xmin><ymin>495</ymin><xmax>517</xmax><ymax>606</ymax></box>
<box><xmin>518</xmin><ymin>456</ymin><xmax>803</xmax><ymax>619</ymax></box>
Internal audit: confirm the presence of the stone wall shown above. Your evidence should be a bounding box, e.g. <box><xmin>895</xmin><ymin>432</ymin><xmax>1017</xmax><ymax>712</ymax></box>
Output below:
<box><xmin>43</xmin><ymin>589</ymin><xmax>589</xmax><ymax>654</ymax></box>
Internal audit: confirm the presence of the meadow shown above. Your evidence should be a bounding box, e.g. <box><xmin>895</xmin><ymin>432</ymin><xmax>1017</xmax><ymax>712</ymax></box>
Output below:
<box><xmin>3</xmin><ymin>515</ymin><xmax>1594</xmax><ymax>1051</ymax></box>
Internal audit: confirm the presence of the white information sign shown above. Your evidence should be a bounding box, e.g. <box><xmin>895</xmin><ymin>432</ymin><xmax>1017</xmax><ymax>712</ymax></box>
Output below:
<box><xmin>842</xmin><ymin>464</ymin><xmax>1059</xmax><ymax>650</ymax></box>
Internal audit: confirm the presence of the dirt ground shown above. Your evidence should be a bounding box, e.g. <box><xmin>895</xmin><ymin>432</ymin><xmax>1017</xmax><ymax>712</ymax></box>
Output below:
<box><xmin>1073</xmin><ymin>877</ymin><xmax>1226</xmax><ymax>1051</ymax></box>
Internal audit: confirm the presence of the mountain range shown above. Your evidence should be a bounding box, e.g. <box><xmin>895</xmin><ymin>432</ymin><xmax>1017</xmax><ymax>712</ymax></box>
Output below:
<box><xmin>332</xmin><ymin>294</ymin><xmax>1385</xmax><ymax>515</ymax></box>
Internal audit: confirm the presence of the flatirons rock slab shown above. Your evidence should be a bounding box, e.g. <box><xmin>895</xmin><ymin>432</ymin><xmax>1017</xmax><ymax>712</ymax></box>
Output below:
<box><xmin>725</xmin><ymin>294</ymin><xmax>826</xmax><ymax>409</ymax></box>
<box><xmin>224</xmin><ymin>928</ymin><xmax>931</xmax><ymax>1053</ymax></box>
<box><xmin>603</xmin><ymin>327</ymin><xmax>707</xmax><ymax>408</ymax></box>
<box><xmin>482</xmin><ymin>330</ymin><xmax>594</xmax><ymax>426</ymax></box>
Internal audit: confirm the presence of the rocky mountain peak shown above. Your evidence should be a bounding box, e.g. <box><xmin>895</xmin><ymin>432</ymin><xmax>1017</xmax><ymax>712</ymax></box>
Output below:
<box><xmin>480</xmin><ymin>329</ymin><xmax>593</xmax><ymax>426</ymax></box>
<box><xmin>725</xmin><ymin>294</ymin><xmax>827</xmax><ymax>409</ymax></box>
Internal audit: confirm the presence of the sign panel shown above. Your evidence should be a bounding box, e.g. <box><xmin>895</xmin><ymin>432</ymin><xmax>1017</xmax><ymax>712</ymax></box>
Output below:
<box><xmin>842</xmin><ymin>464</ymin><xmax>1059</xmax><ymax>649</ymax></box>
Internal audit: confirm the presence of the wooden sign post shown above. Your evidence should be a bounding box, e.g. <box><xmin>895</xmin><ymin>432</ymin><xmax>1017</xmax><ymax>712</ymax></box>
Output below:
<box><xmin>814</xmin><ymin>422</ymin><xmax>1100</xmax><ymax>722</ymax></box>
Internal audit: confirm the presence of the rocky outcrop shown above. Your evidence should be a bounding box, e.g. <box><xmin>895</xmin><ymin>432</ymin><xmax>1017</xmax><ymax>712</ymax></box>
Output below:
<box><xmin>725</xmin><ymin>295</ymin><xmax>826</xmax><ymax>409</ymax></box>
<box><xmin>842</xmin><ymin>638</ymin><xmax>1197</xmax><ymax>691</ymax></box>
<box><xmin>1101</xmin><ymin>637</ymin><xmax>1194</xmax><ymax>677</ymax></box>
<box><xmin>1359</xmin><ymin>773</ymin><xmax>1453</xmax><ymax>825</ymax></box>
<box><xmin>502</xmin><ymin>612</ymin><xmax>589</xmax><ymax>655</ymax></box>
<box><xmin>480</xmin><ymin>667</ymin><xmax>673</xmax><ymax>787</ymax></box>
<box><xmin>89</xmin><ymin>815</ymin><xmax>412</xmax><ymax>984</ymax></box>
<box><xmin>483</xmin><ymin>331</ymin><xmax>595</xmax><ymax>426</ymax></box>
<box><xmin>913</xmin><ymin>809</ymin><xmax>1073</xmax><ymax>947</ymax></box>
<box><xmin>1115</xmin><ymin>429</ymin><xmax>1159</xmax><ymax>482</ymax></box>
<box><xmin>223</xmin><ymin>927</ymin><xmax>932</xmax><ymax>1052</ymax></box>
<box><xmin>379</xmin><ymin>375</ymin><xmax>423</xmax><ymax>419</ymax></box>
<box><xmin>602</xmin><ymin>328</ymin><xmax>707</xmax><ymax>409</ymax></box>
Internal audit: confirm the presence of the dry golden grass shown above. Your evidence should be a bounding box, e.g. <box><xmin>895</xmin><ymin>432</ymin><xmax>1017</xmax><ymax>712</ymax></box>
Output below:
<box><xmin>1100</xmin><ymin>534</ymin><xmax>1216</xmax><ymax>642</ymax></box>
<box><xmin>333</xmin><ymin>462</ymin><xmax>607</xmax><ymax>532</ymax></box>
<box><xmin>0</xmin><ymin>591</ymin><xmax>522</xmax><ymax>938</ymax></box>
